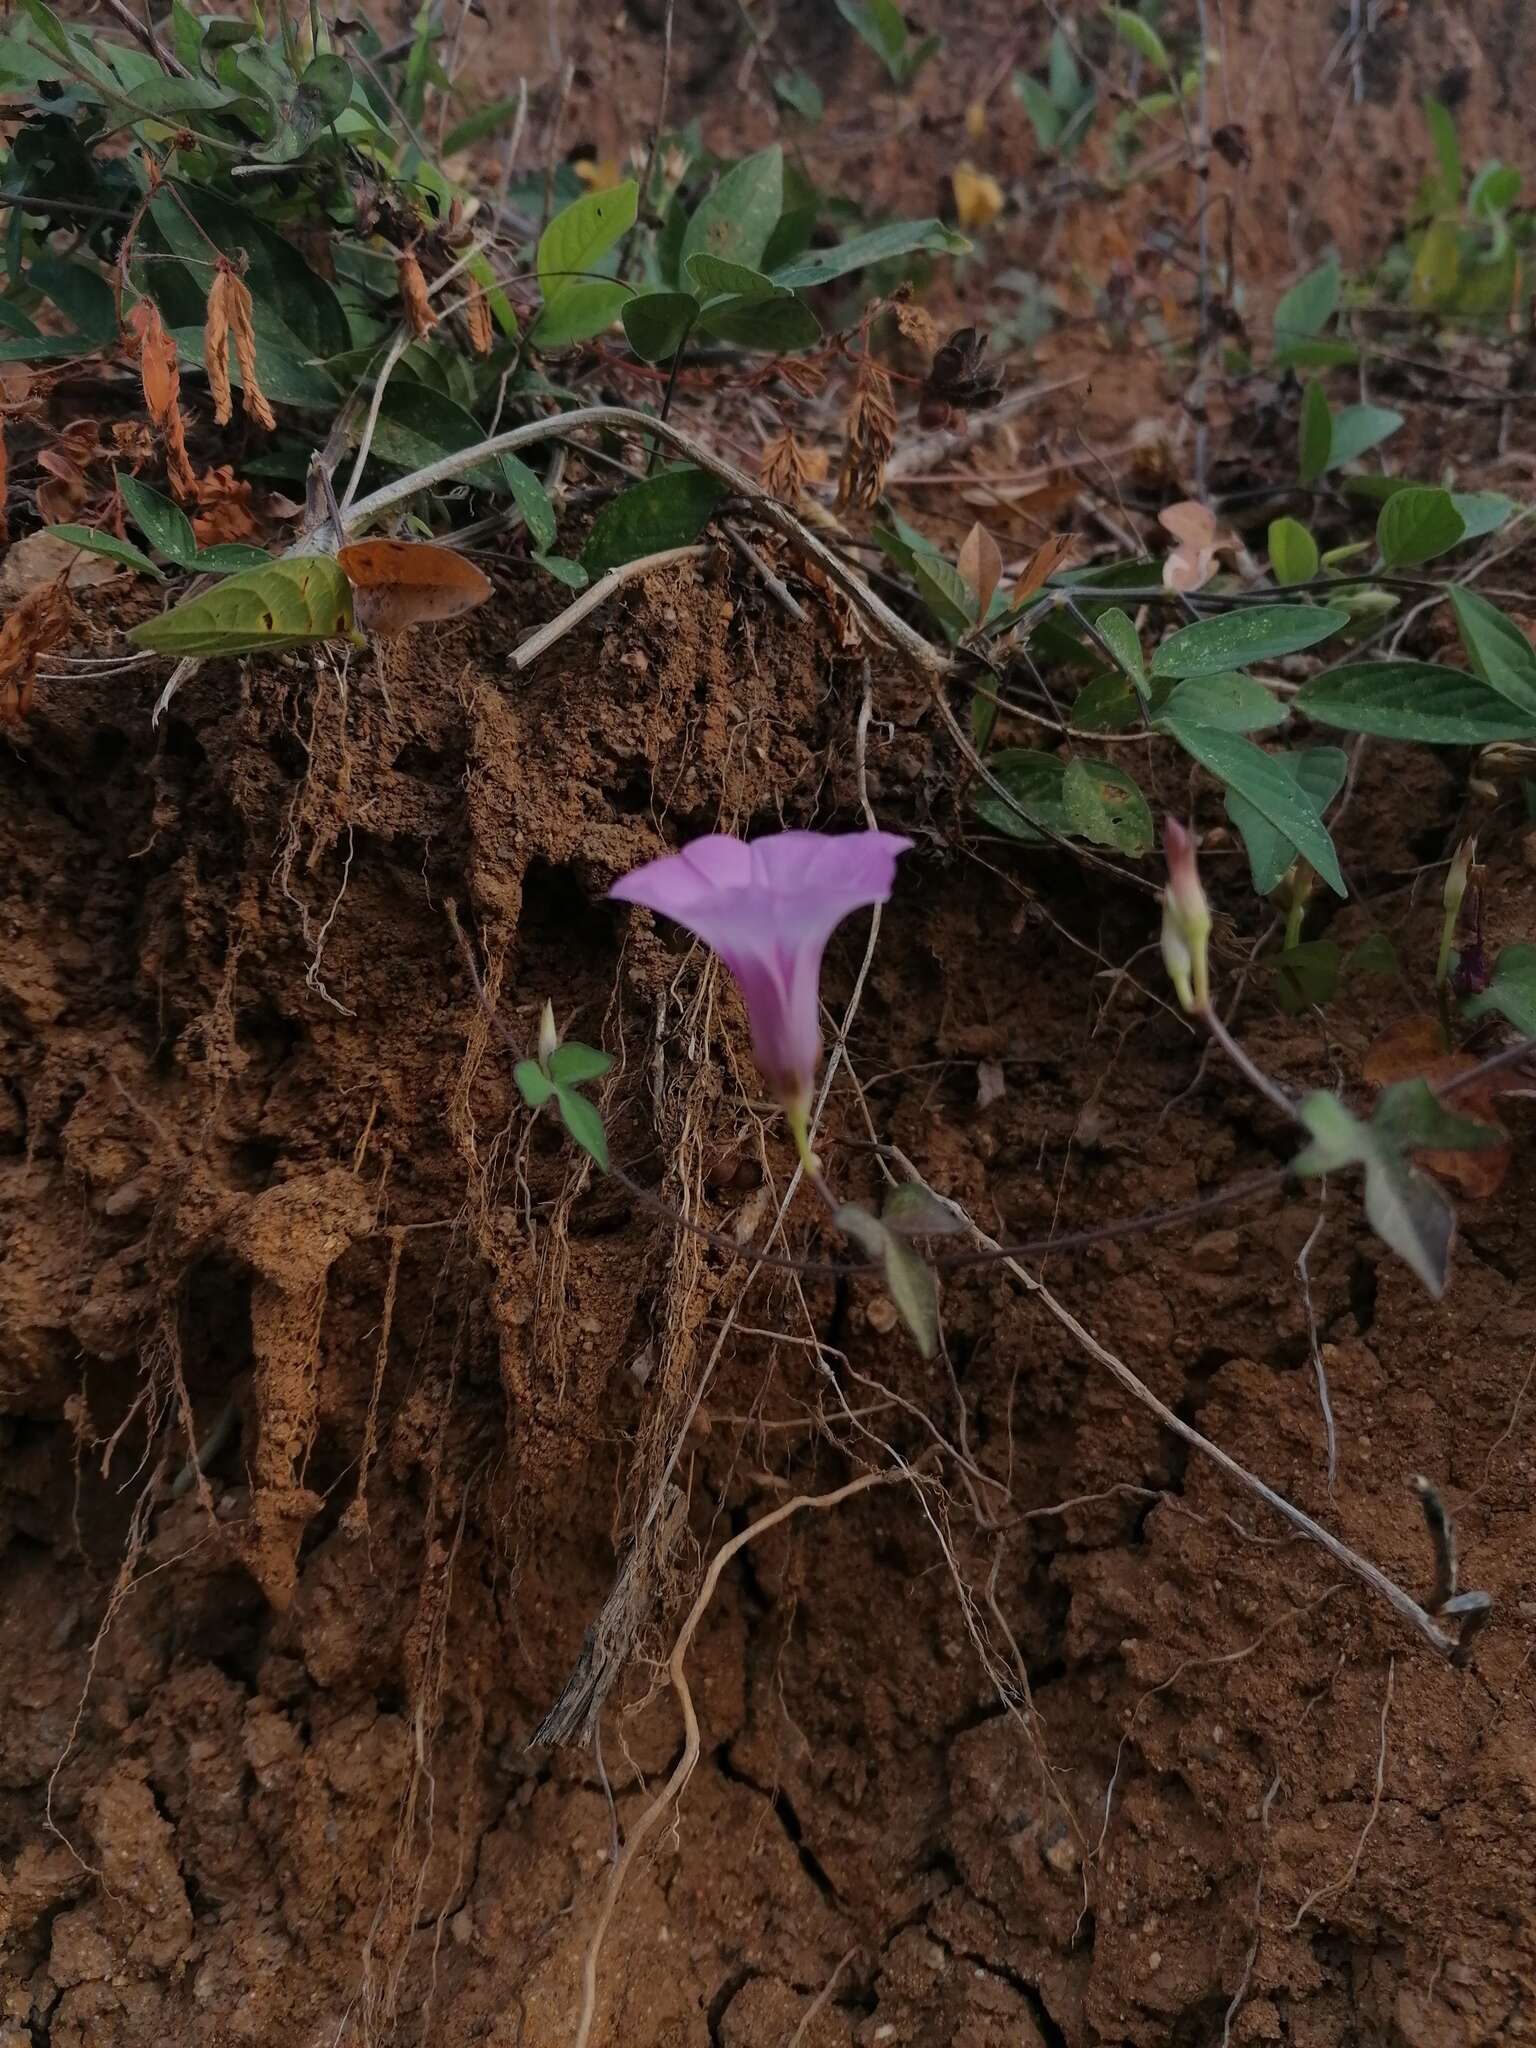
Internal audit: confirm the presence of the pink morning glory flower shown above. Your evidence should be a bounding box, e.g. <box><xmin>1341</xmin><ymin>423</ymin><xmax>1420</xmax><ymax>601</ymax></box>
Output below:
<box><xmin>610</xmin><ymin>831</ymin><xmax>913</xmax><ymax>1116</ymax></box>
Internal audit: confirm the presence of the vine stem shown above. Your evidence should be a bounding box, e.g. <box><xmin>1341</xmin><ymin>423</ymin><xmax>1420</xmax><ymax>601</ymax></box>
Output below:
<box><xmin>881</xmin><ymin>1150</ymin><xmax>1463</xmax><ymax>1659</ymax></box>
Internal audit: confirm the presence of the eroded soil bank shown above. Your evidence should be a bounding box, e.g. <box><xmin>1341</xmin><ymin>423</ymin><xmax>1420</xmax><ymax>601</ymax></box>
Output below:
<box><xmin>6</xmin><ymin>1</ymin><xmax>1536</xmax><ymax>2044</ymax></box>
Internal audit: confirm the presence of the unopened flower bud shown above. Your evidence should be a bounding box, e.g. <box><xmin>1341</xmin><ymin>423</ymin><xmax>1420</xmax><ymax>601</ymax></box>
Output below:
<box><xmin>1161</xmin><ymin>818</ymin><xmax>1212</xmax><ymax>1014</ymax></box>
<box><xmin>1443</xmin><ymin>836</ymin><xmax>1477</xmax><ymax>915</ymax></box>
<box><xmin>538</xmin><ymin>999</ymin><xmax>559</xmax><ymax>1069</ymax></box>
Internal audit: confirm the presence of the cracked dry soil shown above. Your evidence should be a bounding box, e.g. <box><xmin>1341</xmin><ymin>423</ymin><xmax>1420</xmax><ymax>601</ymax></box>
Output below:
<box><xmin>7</xmin><ymin>0</ymin><xmax>1536</xmax><ymax>2041</ymax></box>
<box><xmin>2</xmin><ymin>559</ymin><xmax>1535</xmax><ymax>2048</ymax></box>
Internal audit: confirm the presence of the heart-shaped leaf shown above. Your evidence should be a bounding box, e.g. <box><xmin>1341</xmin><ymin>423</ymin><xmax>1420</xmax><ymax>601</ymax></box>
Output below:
<box><xmin>127</xmin><ymin>554</ymin><xmax>354</xmax><ymax>655</ymax></box>
<box><xmin>580</xmin><ymin>467</ymin><xmax>725</xmax><ymax>575</ymax></box>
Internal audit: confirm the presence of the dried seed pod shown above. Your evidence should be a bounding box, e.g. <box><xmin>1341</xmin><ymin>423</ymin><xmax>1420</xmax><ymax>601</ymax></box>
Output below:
<box><xmin>398</xmin><ymin>248</ymin><xmax>437</xmax><ymax>338</ymax></box>
<box><xmin>464</xmin><ymin>287</ymin><xmax>494</xmax><ymax>356</ymax></box>
<box><xmin>893</xmin><ymin>295</ymin><xmax>939</xmax><ymax>355</ymax></box>
<box><xmin>127</xmin><ymin>299</ymin><xmax>196</xmax><ymax>497</ymax></box>
<box><xmin>223</xmin><ymin>268</ymin><xmax>276</xmax><ymax>431</ymax></box>
<box><xmin>204</xmin><ymin>265</ymin><xmax>234</xmax><ymax>425</ymax></box>
<box><xmin>760</xmin><ymin>428</ymin><xmax>809</xmax><ymax>506</ymax></box>
<box><xmin>836</xmin><ymin>356</ymin><xmax>897</xmax><ymax>511</ymax></box>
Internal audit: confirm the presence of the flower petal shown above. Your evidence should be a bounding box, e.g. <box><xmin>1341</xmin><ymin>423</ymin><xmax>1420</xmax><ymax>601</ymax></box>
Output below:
<box><xmin>609</xmin><ymin>830</ymin><xmax>914</xmax><ymax>1101</ymax></box>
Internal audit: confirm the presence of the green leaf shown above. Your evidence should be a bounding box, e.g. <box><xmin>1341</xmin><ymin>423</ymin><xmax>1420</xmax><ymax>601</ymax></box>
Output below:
<box><xmin>970</xmin><ymin>748</ymin><xmax>1151</xmax><ymax>851</ymax></box>
<box><xmin>1448</xmin><ymin>588</ymin><xmax>1536</xmax><ymax>718</ymax></box>
<box><xmin>1423</xmin><ymin>95</ymin><xmax>1463</xmax><ymax>205</ymax></box>
<box><xmin>194</xmin><ymin>544</ymin><xmax>274</xmax><ymax>573</ymax></box>
<box><xmin>1268</xmin><ymin>516</ymin><xmax>1319</xmax><ymax>585</ymax></box>
<box><xmin>882</xmin><ymin>1184</ymin><xmax>964</xmax><ymax>1236</ymax></box>
<box><xmin>555</xmin><ymin>1083</ymin><xmax>609</xmax><ymax>1170</ymax></box>
<box><xmin>1071</xmin><ymin>671</ymin><xmax>1141</xmax><ymax>731</ymax></box>
<box><xmin>580</xmin><ymin>466</ymin><xmax>726</xmax><ymax>575</ymax></box>
<box><xmin>882</xmin><ymin>1233</ymin><xmax>939</xmax><ymax>1358</ymax></box>
<box><xmin>695</xmin><ymin>292</ymin><xmax>821</xmax><ymax>351</ymax></box>
<box><xmin>1224</xmin><ymin>746</ymin><xmax>1348</xmax><ymax>894</ymax></box>
<box><xmin>684</xmin><ymin>253</ymin><xmax>778</xmax><ymax>300</ymax></box>
<box><xmin>1274</xmin><ymin>337</ymin><xmax>1360</xmax><ymax>370</ymax></box>
<box><xmin>1105</xmin><ymin>5</ymin><xmax>1170</xmax><ymax>68</ymax></box>
<box><xmin>621</xmin><ymin>290</ymin><xmax>699</xmax><ymax>362</ymax></box>
<box><xmin>1463</xmin><ymin>943</ymin><xmax>1536</xmax><ymax>1034</ymax></box>
<box><xmin>347</xmin><ymin>384</ymin><xmax>520</xmax><ymax>493</ymax></box>
<box><xmin>1293</xmin><ymin>1085</ymin><xmax>1489</xmax><ymax>1297</ymax></box>
<box><xmin>442</xmin><ymin>93</ymin><xmax>528</xmax><ymax>155</ymax></box>
<box><xmin>773</xmin><ymin>70</ymin><xmax>824</xmax><ymax>121</ymax></box>
<box><xmin>27</xmin><ymin>257</ymin><xmax>114</xmax><ymax>342</ymax></box>
<box><xmin>147</xmin><ymin>183</ymin><xmax>350</xmax><ymax>359</ymax></box>
<box><xmin>18</xmin><ymin>0</ymin><xmax>71</xmax><ymax>57</ymax></box>
<box><xmin>166</xmin><ymin>321</ymin><xmax>340</xmax><ymax>412</ymax></box>
<box><xmin>1016</xmin><ymin>73</ymin><xmax>1063</xmax><ymax>150</ymax></box>
<box><xmin>1061</xmin><ymin>756</ymin><xmax>1154</xmax><ymax>853</ymax></box>
<box><xmin>530</xmin><ymin>279</ymin><xmax>629</xmax><ymax>351</ymax></box>
<box><xmin>42</xmin><ymin>525</ymin><xmax>163</xmax><ymax>579</ymax></box>
<box><xmin>835</xmin><ymin>1201</ymin><xmax>889</xmax><ymax>1262</ymax></box>
<box><xmin>126</xmin><ymin>555</ymin><xmax>354</xmax><ymax>656</ymax></box>
<box><xmin>1262</xmin><ymin>939</ymin><xmax>1340</xmax><ymax>1013</ymax></box>
<box><xmin>548</xmin><ymin>1042</ymin><xmax>615</xmax><ymax>1086</ymax></box>
<box><xmin>118</xmin><ymin>472</ymin><xmax>196</xmax><ymax>566</ymax></box>
<box><xmin>1376</xmin><ymin>486</ymin><xmax>1465</xmax><ymax>568</ymax></box>
<box><xmin>1450</xmin><ymin>490</ymin><xmax>1517</xmax><ymax>540</ymax></box>
<box><xmin>1273</xmin><ymin>257</ymin><xmax>1339</xmax><ymax>346</ymax></box>
<box><xmin>503</xmin><ymin>454</ymin><xmax>557</xmax><ymax>552</ymax></box>
<box><xmin>1328</xmin><ymin>402</ymin><xmax>1403</xmax><ymax>469</ymax></box>
<box><xmin>770</xmin><ymin>219</ymin><xmax>969</xmax><ymax>290</ymax></box>
<box><xmin>1298</xmin><ymin>381</ymin><xmax>1332</xmax><ymax>486</ymax></box>
<box><xmin>1152</xmin><ymin>604</ymin><xmax>1349</xmax><ymax>678</ymax></box>
<box><xmin>1347</xmin><ymin>931</ymin><xmax>1400</xmax><ymax>980</ymax></box>
<box><xmin>534</xmin><ymin>553</ymin><xmax>589</xmax><ymax>590</ymax></box>
<box><xmin>1410</xmin><ymin>218</ymin><xmax>1461</xmax><ymax>310</ymax></box>
<box><xmin>1168</xmin><ymin>724</ymin><xmax>1346</xmax><ymax>897</ymax></box>
<box><xmin>1295</xmin><ymin>661</ymin><xmax>1536</xmax><ymax>744</ymax></box>
<box><xmin>836</xmin><ymin>0</ymin><xmax>923</xmax><ymax>80</ymax></box>
<box><xmin>530</xmin><ymin>181</ymin><xmax>638</xmax><ymax>348</ymax></box>
<box><xmin>1159</xmin><ymin>671</ymin><xmax>1287</xmax><ymax>732</ymax></box>
<box><xmin>515</xmin><ymin>1058</ymin><xmax>555</xmax><ymax>1108</ymax></box>
<box><xmin>681</xmin><ymin>146</ymin><xmax>783</xmax><ymax>274</ymax></box>
<box><xmin>911</xmin><ymin>552</ymin><xmax>975</xmax><ymax>632</ymax></box>
<box><xmin>1470</xmin><ymin>161</ymin><xmax>1521</xmax><ymax>218</ymax></box>
<box><xmin>1095</xmin><ymin>605</ymin><xmax>1144</xmax><ymax>683</ymax></box>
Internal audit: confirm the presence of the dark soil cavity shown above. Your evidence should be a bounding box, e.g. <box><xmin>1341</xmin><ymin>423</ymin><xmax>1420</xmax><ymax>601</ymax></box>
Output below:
<box><xmin>7</xmin><ymin>3</ymin><xmax>1536</xmax><ymax>2046</ymax></box>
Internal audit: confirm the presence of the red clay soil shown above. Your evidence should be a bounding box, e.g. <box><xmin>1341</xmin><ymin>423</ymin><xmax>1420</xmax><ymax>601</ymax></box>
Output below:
<box><xmin>5</xmin><ymin>5</ymin><xmax>1536</xmax><ymax>2047</ymax></box>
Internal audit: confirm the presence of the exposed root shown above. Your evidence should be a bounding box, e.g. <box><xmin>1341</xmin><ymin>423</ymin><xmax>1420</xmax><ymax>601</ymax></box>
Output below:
<box><xmin>571</xmin><ymin>1465</ymin><xmax>918</xmax><ymax>2048</ymax></box>
<box><xmin>1286</xmin><ymin>1657</ymin><xmax>1396</xmax><ymax>1930</ymax></box>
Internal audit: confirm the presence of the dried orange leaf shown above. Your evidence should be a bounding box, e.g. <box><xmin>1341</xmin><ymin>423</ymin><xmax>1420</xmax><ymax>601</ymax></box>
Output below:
<box><xmin>957</xmin><ymin>521</ymin><xmax>1003</xmax><ymax>618</ymax></box>
<box><xmin>0</xmin><ymin>578</ymin><xmax>72</xmax><ymax>726</ymax></box>
<box><xmin>1013</xmin><ymin>530</ymin><xmax>1076</xmax><ymax>602</ymax></box>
